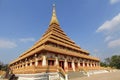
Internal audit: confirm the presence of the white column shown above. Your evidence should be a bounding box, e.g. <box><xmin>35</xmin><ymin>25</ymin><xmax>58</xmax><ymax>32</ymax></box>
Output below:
<box><xmin>87</xmin><ymin>63</ymin><xmax>89</xmax><ymax>67</ymax></box>
<box><xmin>83</xmin><ymin>60</ymin><xmax>85</xmax><ymax>67</ymax></box>
<box><xmin>42</xmin><ymin>55</ymin><xmax>47</xmax><ymax>66</ymax></box>
<box><xmin>25</xmin><ymin>58</ymin><xmax>28</xmax><ymax>67</ymax></box>
<box><xmin>96</xmin><ymin>62</ymin><xmax>99</xmax><ymax>67</ymax></box>
<box><xmin>30</xmin><ymin>60</ymin><xmax>32</xmax><ymax>66</ymax></box>
<box><xmin>64</xmin><ymin>59</ymin><xmax>68</xmax><ymax>72</ymax></box>
<box><xmin>87</xmin><ymin>61</ymin><xmax>89</xmax><ymax>67</ymax></box>
<box><xmin>78</xmin><ymin>61</ymin><xmax>80</xmax><ymax>67</ymax></box>
<box><xmin>22</xmin><ymin>63</ymin><xmax>25</xmax><ymax>68</ymax></box>
<box><xmin>34</xmin><ymin>54</ymin><xmax>38</xmax><ymax>67</ymax></box>
<box><xmin>55</xmin><ymin>57</ymin><xmax>59</xmax><ymax>66</ymax></box>
<box><xmin>95</xmin><ymin>62</ymin><xmax>97</xmax><ymax>67</ymax></box>
<box><xmin>91</xmin><ymin>62</ymin><xmax>92</xmax><ymax>67</ymax></box>
<box><xmin>72</xmin><ymin>60</ymin><xmax>75</xmax><ymax>71</ymax></box>
<box><xmin>94</xmin><ymin>62</ymin><xmax>95</xmax><ymax>67</ymax></box>
<box><xmin>26</xmin><ymin>62</ymin><xmax>28</xmax><ymax>67</ymax></box>
<box><xmin>65</xmin><ymin>74</ymin><xmax>68</xmax><ymax>80</ymax></box>
<box><xmin>35</xmin><ymin>58</ymin><xmax>38</xmax><ymax>66</ymax></box>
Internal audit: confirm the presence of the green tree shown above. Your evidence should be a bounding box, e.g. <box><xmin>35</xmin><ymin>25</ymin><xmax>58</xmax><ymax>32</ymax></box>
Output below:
<box><xmin>109</xmin><ymin>55</ymin><xmax>120</xmax><ymax>69</ymax></box>
<box><xmin>0</xmin><ymin>61</ymin><xmax>8</xmax><ymax>71</ymax></box>
<box><xmin>0</xmin><ymin>61</ymin><xmax>3</xmax><ymax>70</ymax></box>
<box><xmin>101</xmin><ymin>55</ymin><xmax>120</xmax><ymax>69</ymax></box>
<box><xmin>100</xmin><ymin>62</ymin><xmax>108</xmax><ymax>67</ymax></box>
<box><xmin>104</xmin><ymin>57</ymin><xmax>111</xmax><ymax>65</ymax></box>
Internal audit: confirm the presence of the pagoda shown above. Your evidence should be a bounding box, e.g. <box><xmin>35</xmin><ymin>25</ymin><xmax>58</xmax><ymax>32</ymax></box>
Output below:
<box><xmin>9</xmin><ymin>4</ymin><xmax>100</xmax><ymax>80</ymax></box>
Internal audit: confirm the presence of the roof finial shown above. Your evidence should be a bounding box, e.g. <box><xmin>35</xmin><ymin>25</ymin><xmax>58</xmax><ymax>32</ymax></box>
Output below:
<box><xmin>49</xmin><ymin>4</ymin><xmax>59</xmax><ymax>25</ymax></box>
<box><xmin>53</xmin><ymin>4</ymin><xmax>55</xmax><ymax>13</ymax></box>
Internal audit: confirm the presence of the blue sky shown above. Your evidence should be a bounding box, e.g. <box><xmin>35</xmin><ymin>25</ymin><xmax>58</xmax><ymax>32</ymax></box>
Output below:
<box><xmin>0</xmin><ymin>0</ymin><xmax>120</xmax><ymax>64</ymax></box>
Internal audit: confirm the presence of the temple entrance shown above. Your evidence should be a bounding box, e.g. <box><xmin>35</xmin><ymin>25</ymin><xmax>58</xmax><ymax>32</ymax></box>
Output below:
<box><xmin>48</xmin><ymin>60</ymin><xmax>54</xmax><ymax>66</ymax></box>
<box><xmin>59</xmin><ymin>61</ymin><xmax>64</xmax><ymax>70</ymax></box>
<box><xmin>80</xmin><ymin>63</ymin><xmax>83</xmax><ymax>67</ymax></box>
<box><xmin>38</xmin><ymin>60</ymin><xmax>42</xmax><ymax>66</ymax></box>
<box><xmin>92</xmin><ymin>64</ymin><xmax>94</xmax><ymax>67</ymax></box>
<box><xmin>75</xmin><ymin>62</ymin><xmax>78</xmax><ymax>68</ymax></box>
<box><xmin>32</xmin><ymin>62</ymin><xmax>35</xmax><ymax>66</ymax></box>
<box><xmin>68</xmin><ymin>62</ymin><xmax>72</xmax><ymax>68</ymax></box>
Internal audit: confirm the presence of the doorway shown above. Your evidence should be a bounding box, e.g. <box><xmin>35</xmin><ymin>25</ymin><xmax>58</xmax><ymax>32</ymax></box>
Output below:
<box><xmin>59</xmin><ymin>61</ymin><xmax>64</xmax><ymax>70</ymax></box>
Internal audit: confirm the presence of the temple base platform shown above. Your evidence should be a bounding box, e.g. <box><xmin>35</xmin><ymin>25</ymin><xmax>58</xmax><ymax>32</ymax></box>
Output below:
<box><xmin>16</xmin><ymin>72</ymin><xmax>66</xmax><ymax>80</ymax></box>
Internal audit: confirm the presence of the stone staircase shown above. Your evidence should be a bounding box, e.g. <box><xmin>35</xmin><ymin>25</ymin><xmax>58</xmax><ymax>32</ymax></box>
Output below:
<box><xmin>68</xmin><ymin>71</ymin><xmax>87</xmax><ymax>79</ymax></box>
<box><xmin>88</xmin><ymin>70</ymin><xmax>109</xmax><ymax>75</ymax></box>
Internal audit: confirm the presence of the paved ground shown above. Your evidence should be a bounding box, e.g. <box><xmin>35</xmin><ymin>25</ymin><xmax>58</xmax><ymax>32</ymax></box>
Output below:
<box><xmin>70</xmin><ymin>71</ymin><xmax>120</xmax><ymax>80</ymax></box>
<box><xmin>1</xmin><ymin>71</ymin><xmax>120</xmax><ymax>80</ymax></box>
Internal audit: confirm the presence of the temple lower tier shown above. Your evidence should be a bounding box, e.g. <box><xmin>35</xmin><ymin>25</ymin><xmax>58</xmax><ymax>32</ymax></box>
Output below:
<box><xmin>10</xmin><ymin>52</ymin><xmax>100</xmax><ymax>74</ymax></box>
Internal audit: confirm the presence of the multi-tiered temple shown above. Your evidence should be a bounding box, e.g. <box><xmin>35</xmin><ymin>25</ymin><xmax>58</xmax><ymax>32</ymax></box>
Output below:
<box><xmin>9</xmin><ymin>5</ymin><xmax>100</xmax><ymax>80</ymax></box>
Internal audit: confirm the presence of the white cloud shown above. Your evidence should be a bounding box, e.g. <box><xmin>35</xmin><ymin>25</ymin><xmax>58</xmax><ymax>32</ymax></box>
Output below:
<box><xmin>96</xmin><ymin>13</ymin><xmax>120</xmax><ymax>48</ymax></box>
<box><xmin>108</xmin><ymin>38</ymin><xmax>120</xmax><ymax>48</ymax></box>
<box><xmin>0</xmin><ymin>39</ymin><xmax>17</xmax><ymax>49</ymax></box>
<box><xmin>19</xmin><ymin>38</ymin><xmax>35</xmax><ymax>43</ymax></box>
<box><xmin>110</xmin><ymin>0</ymin><xmax>120</xmax><ymax>4</ymax></box>
<box><xmin>93</xmin><ymin>49</ymin><xmax>99</xmax><ymax>53</ymax></box>
<box><xmin>96</xmin><ymin>13</ymin><xmax>120</xmax><ymax>32</ymax></box>
<box><xmin>105</xmin><ymin>36</ymin><xmax>113</xmax><ymax>42</ymax></box>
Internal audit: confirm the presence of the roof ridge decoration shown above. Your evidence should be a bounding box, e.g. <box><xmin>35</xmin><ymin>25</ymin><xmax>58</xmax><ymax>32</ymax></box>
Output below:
<box><xmin>49</xmin><ymin>4</ymin><xmax>59</xmax><ymax>25</ymax></box>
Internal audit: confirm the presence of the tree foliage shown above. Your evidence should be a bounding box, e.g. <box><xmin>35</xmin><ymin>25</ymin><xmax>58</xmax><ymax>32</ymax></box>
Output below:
<box><xmin>100</xmin><ymin>62</ymin><xmax>108</xmax><ymax>67</ymax></box>
<box><xmin>109</xmin><ymin>55</ymin><xmax>120</xmax><ymax>69</ymax></box>
<box><xmin>100</xmin><ymin>55</ymin><xmax>120</xmax><ymax>69</ymax></box>
<box><xmin>0</xmin><ymin>61</ymin><xmax>8</xmax><ymax>71</ymax></box>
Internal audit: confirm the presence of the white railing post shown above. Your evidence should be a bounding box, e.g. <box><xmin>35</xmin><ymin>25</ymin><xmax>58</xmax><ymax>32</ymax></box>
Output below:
<box><xmin>65</xmin><ymin>74</ymin><xmax>68</xmax><ymax>80</ymax></box>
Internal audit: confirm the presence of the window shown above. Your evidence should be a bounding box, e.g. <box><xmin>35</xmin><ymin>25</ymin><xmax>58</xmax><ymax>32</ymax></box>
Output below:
<box><xmin>32</xmin><ymin>62</ymin><xmax>35</xmax><ymax>65</ymax></box>
<box><xmin>38</xmin><ymin>60</ymin><xmax>42</xmax><ymax>66</ymax></box>
<box><xmin>59</xmin><ymin>61</ymin><xmax>64</xmax><ymax>69</ymax></box>
<box><xmin>28</xmin><ymin>63</ymin><xmax>30</xmax><ymax>66</ymax></box>
<box><xmin>80</xmin><ymin>63</ymin><xmax>83</xmax><ymax>66</ymax></box>
<box><xmin>75</xmin><ymin>62</ymin><xmax>78</xmax><ymax>68</ymax></box>
<box><xmin>85</xmin><ymin>63</ymin><xmax>87</xmax><ymax>67</ymax></box>
<box><xmin>48</xmin><ymin>60</ymin><xmax>54</xmax><ymax>66</ymax></box>
<box><xmin>68</xmin><ymin>62</ymin><xmax>72</xmax><ymax>68</ymax></box>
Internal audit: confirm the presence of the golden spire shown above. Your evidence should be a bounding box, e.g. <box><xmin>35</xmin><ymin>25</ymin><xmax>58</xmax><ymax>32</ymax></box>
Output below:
<box><xmin>49</xmin><ymin>4</ymin><xmax>59</xmax><ymax>25</ymax></box>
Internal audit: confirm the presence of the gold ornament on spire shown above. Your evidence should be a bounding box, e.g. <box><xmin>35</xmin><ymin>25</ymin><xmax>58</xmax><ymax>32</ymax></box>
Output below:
<box><xmin>49</xmin><ymin>4</ymin><xmax>59</xmax><ymax>25</ymax></box>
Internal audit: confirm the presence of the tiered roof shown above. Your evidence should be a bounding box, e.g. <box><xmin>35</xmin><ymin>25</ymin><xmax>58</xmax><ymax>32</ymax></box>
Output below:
<box><xmin>10</xmin><ymin>5</ymin><xmax>99</xmax><ymax>65</ymax></box>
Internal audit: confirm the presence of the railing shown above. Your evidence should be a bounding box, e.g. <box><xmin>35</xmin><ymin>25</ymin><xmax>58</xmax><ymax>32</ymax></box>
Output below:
<box><xmin>13</xmin><ymin>65</ymin><xmax>58</xmax><ymax>74</ymax></box>
<box><xmin>57</xmin><ymin>66</ymin><xmax>66</xmax><ymax>77</ymax></box>
<box><xmin>13</xmin><ymin>66</ymin><xmax>65</xmax><ymax>74</ymax></box>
